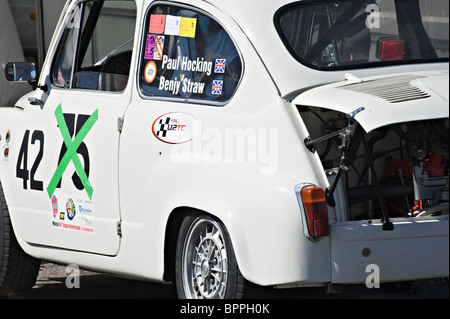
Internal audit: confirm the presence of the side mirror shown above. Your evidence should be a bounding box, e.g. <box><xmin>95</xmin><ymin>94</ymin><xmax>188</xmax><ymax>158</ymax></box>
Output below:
<box><xmin>4</xmin><ymin>62</ymin><xmax>38</xmax><ymax>82</ymax></box>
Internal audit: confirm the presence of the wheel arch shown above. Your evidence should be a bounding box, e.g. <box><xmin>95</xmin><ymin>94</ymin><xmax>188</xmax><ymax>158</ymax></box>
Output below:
<box><xmin>163</xmin><ymin>206</ymin><xmax>235</xmax><ymax>283</ymax></box>
<box><xmin>157</xmin><ymin>171</ymin><xmax>317</xmax><ymax>287</ymax></box>
<box><xmin>163</xmin><ymin>206</ymin><xmax>190</xmax><ymax>283</ymax></box>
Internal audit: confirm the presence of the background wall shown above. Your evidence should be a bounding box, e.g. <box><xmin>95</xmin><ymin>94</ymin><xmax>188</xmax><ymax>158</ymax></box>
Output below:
<box><xmin>0</xmin><ymin>0</ymin><xmax>65</xmax><ymax>106</ymax></box>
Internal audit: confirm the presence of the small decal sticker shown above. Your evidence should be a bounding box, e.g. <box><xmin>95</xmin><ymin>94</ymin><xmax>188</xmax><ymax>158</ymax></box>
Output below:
<box><xmin>154</xmin><ymin>35</ymin><xmax>165</xmax><ymax>60</ymax></box>
<box><xmin>144</xmin><ymin>61</ymin><xmax>157</xmax><ymax>83</ymax></box>
<box><xmin>165</xmin><ymin>15</ymin><xmax>181</xmax><ymax>36</ymax></box>
<box><xmin>212</xmin><ymin>80</ymin><xmax>223</xmax><ymax>95</ymax></box>
<box><xmin>149</xmin><ymin>14</ymin><xmax>166</xmax><ymax>34</ymax></box>
<box><xmin>144</xmin><ymin>34</ymin><xmax>156</xmax><ymax>59</ymax></box>
<box><xmin>214</xmin><ymin>59</ymin><xmax>226</xmax><ymax>73</ymax></box>
<box><xmin>3</xmin><ymin>145</ymin><xmax>10</xmax><ymax>160</ymax></box>
<box><xmin>66</xmin><ymin>198</ymin><xmax>76</xmax><ymax>220</ymax></box>
<box><xmin>51</xmin><ymin>191</ymin><xmax>95</xmax><ymax>233</ymax></box>
<box><xmin>152</xmin><ymin>112</ymin><xmax>199</xmax><ymax>144</ymax></box>
<box><xmin>52</xmin><ymin>195</ymin><xmax>58</xmax><ymax>218</ymax></box>
<box><xmin>180</xmin><ymin>17</ymin><xmax>197</xmax><ymax>38</ymax></box>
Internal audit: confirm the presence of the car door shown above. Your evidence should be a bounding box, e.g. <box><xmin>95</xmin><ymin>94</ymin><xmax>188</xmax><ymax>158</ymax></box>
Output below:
<box><xmin>10</xmin><ymin>0</ymin><xmax>138</xmax><ymax>256</ymax></box>
<box><xmin>118</xmin><ymin>1</ymin><xmax>244</xmax><ymax>235</ymax></box>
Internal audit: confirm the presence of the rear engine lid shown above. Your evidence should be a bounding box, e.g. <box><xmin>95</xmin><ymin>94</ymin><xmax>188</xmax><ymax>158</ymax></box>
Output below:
<box><xmin>292</xmin><ymin>70</ymin><xmax>449</xmax><ymax>132</ymax></box>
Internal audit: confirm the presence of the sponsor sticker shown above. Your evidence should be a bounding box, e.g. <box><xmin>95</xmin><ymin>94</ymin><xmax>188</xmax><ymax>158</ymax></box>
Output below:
<box><xmin>144</xmin><ymin>61</ymin><xmax>157</xmax><ymax>83</ymax></box>
<box><xmin>52</xmin><ymin>195</ymin><xmax>58</xmax><ymax>218</ymax></box>
<box><xmin>152</xmin><ymin>112</ymin><xmax>199</xmax><ymax>144</ymax></box>
<box><xmin>3</xmin><ymin>145</ymin><xmax>9</xmax><ymax>161</ymax></box>
<box><xmin>66</xmin><ymin>198</ymin><xmax>76</xmax><ymax>220</ymax></box>
<box><xmin>51</xmin><ymin>192</ymin><xmax>95</xmax><ymax>233</ymax></box>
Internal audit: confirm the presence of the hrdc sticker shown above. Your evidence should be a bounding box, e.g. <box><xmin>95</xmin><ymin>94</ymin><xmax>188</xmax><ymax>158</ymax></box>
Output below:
<box><xmin>51</xmin><ymin>191</ymin><xmax>95</xmax><ymax>233</ymax></box>
<box><xmin>152</xmin><ymin>112</ymin><xmax>199</xmax><ymax>144</ymax></box>
<box><xmin>149</xmin><ymin>14</ymin><xmax>166</xmax><ymax>34</ymax></box>
<box><xmin>144</xmin><ymin>61</ymin><xmax>157</xmax><ymax>83</ymax></box>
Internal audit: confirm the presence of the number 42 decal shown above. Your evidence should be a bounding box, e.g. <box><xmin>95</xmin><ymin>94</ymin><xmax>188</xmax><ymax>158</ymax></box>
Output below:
<box><xmin>16</xmin><ymin>104</ymin><xmax>98</xmax><ymax>199</ymax></box>
<box><xmin>16</xmin><ymin>130</ymin><xmax>44</xmax><ymax>191</ymax></box>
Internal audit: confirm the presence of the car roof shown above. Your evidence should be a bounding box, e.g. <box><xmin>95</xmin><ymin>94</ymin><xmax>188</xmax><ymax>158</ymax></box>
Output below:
<box><xmin>202</xmin><ymin>0</ymin><xmax>309</xmax><ymax>97</ymax></box>
<box><xmin>202</xmin><ymin>0</ymin><xmax>371</xmax><ymax>97</ymax></box>
<box><xmin>152</xmin><ymin>0</ymin><xmax>450</xmax><ymax>98</ymax></box>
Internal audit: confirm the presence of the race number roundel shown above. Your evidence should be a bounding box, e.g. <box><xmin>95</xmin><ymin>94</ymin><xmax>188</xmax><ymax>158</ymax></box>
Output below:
<box><xmin>144</xmin><ymin>61</ymin><xmax>157</xmax><ymax>83</ymax></box>
<box><xmin>152</xmin><ymin>112</ymin><xmax>199</xmax><ymax>144</ymax></box>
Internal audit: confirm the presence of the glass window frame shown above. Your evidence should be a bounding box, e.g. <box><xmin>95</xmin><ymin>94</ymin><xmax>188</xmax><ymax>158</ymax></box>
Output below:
<box><xmin>274</xmin><ymin>0</ymin><xmax>449</xmax><ymax>71</ymax></box>
<box><xmin>137</xmin><ymin>1</ymin><xmax>244</xmax><ymax>107</ymax></box>
<box><xmin>50</xmin><ymin>0</ymin><xmax>137</xmax><ymax>92</ymax></box>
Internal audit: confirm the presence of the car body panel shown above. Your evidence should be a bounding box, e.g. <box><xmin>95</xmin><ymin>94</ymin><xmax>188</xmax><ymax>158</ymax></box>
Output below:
<box><xmin>0</xmin><ymin>0</ymin><xmax>448</xmax><ymax>289</ymax></box>
<box><xmin>292</xmin><ymin>70</ymin><xmax>449</xmax><ymax>132</ymax></box>
<box><xmin>208</xmin><ymin>0</ymin><xmax>449</xmax><ymax>98</ymax></box>
<box><xmin>331</xmin><ymin>216</ymin><xmax>449</xmax><ymax>283</ymax></box>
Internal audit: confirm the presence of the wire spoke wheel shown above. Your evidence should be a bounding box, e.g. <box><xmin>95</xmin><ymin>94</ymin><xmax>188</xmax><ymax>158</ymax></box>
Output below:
<box><xmin>178</xmin><ymin>215</ymin><xmax>231</xmax><ymax>299</ymax></box>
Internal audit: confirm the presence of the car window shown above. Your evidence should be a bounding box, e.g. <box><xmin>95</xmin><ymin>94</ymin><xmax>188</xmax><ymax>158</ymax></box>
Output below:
<box><xmin>51</xmin><ymin>0</ymin><xmax>136</xmax><ymax>91</ymax></box>
<box><xmin>275</xmin><ymin>0</ymin><xmax>449</xmax><ymax>70</ymax></box>
<box><xmin>138</xmin><ymin>4</ymin><xmax>243</xmax><ymax>104</ymax></box>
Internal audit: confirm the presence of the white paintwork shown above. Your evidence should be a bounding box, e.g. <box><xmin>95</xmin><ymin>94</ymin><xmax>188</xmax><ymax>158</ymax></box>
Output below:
<box><xmin>292</xmin><ymin>71</ymin><xmax>450</xmax><ymax>132</ymax></box>
<box><xmin>0</xmin><ymin>0</ymin><xmax>448</xmax><ymax>289</ymax></box>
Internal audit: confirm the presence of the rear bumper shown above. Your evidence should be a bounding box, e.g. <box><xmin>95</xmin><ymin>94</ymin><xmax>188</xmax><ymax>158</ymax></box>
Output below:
<box><xmin>330</xmin><ymin>216</ymin><xmax>449</xmax><ymax>284</ymax></box>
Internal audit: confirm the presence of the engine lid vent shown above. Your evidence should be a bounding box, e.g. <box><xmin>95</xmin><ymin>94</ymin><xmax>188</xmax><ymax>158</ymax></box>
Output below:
<box><xmin>338</xmin><ymin>74</ymin><xmax>431</xmax><ymax>103</ymax></box>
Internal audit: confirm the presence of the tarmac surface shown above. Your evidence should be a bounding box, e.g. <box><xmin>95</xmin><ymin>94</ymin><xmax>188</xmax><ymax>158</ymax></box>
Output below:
<box><xmin>4</xmin><ymin>262</ymin><xmax>448</xmax><ymax>300</ymax></box>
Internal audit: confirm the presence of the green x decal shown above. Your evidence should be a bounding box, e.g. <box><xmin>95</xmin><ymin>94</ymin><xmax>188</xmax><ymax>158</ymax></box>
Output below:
<box><xmin>47</xmin><ymin>103</ymin><xmax>98</xmax><ymax>199</ymax></box>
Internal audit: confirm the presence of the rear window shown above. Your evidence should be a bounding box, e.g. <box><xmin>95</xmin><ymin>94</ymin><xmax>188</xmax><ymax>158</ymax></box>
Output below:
<box><xmin>275</xmin><ymin>0</ymin><xmax>449</xmax><ymax>70</ymax></box>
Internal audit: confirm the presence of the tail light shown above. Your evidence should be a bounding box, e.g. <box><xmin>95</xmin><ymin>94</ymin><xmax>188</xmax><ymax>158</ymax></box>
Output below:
<box><xmin>300</xmin><ymin>185</ymin><xmax>330</xmax><ymax>239</ymax></box>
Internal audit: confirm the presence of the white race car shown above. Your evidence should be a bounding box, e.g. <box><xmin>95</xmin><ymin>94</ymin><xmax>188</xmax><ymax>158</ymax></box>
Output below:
<box><xmin>1</xmin><ymin>0</ymin><xmax>448</xmax><ymax>299</ymax></box>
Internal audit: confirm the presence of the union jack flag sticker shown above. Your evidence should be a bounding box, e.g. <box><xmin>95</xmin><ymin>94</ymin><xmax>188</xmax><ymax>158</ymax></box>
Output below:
<box><xmin>212</xmin><ymin>80</ymin><xmax>223</xmax><ymax>95</ymax></box>
<box><xmin>214</xmin><ymin>59</ymin><xmax>226</xmax><ymax>73</ymax></box>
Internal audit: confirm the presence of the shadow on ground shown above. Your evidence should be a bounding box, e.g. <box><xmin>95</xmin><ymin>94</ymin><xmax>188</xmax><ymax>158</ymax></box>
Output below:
<box><xmin>5</xmin><ymin>262</ymin><xmax>449</xmax><ymax>299</ymax></box>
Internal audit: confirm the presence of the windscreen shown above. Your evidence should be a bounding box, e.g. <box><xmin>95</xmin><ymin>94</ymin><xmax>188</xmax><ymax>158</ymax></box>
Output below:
<box><xmin>275</xmin><ymin>0</ymin><xmax>449</xmax><ymax>70</ymax></box>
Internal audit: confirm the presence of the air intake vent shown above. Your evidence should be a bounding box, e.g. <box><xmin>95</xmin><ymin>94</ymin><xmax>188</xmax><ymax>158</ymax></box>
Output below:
<box><xmin>339</xmin><ymin>75</ymin><xmax>431</xmax><ymax>103</ymax></box>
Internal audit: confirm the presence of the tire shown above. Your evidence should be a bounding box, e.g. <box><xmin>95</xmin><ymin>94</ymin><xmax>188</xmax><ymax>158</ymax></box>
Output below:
<box><xmin>175</xmin><ymin>212</ymin><xmax>243</xmax><ymax>299</ymax></box>
<box><xmin>0</xmin><ymin>181</ymin><xmax>41</xmax><ymax>297</ymax></box>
